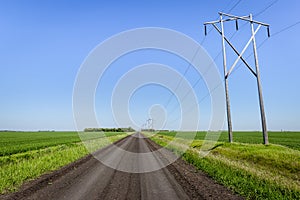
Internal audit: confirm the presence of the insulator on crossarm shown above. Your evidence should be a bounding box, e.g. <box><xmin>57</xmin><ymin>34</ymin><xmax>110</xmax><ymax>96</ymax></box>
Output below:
<box><xmin>235</xmin><ymin>19</ymin><xmax>239</xmax><ymax>30</ymax></box>
<box><xmin>267</xmin><ymin>26</ymin><xmax>270</xmax><ymax>37</ymax></box>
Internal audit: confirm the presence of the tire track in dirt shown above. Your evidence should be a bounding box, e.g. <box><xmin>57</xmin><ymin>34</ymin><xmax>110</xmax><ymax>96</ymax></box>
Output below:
<box><xmin>1</xmin><ymin>133</ymin><xmax>243</xmax><ymax>200</ymax></box>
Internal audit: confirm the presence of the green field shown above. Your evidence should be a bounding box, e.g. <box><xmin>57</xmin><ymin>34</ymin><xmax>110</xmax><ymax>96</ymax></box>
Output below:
<box><xmin>1</xmin><ymin>130</ymin><xmax>299</xmax><ymax>198</ymax></box>
<box><xmin>0</xmin><ymin>131</ymin><xmax>126</xmax><ymax>156</ymax></box>
<box><xmin>149</xmin><ymin>131</ymin><xmax>300</xmax><ymax>200</ymax></box>
<box><xmin>156</xmin><ymin>131</ymin><xmax>300</xmax><ymax>150</ymax></box>
<box><xmin>0</xmin><ymin>131</ymin><xmax>128</xmax><ymax>194</ymax></box>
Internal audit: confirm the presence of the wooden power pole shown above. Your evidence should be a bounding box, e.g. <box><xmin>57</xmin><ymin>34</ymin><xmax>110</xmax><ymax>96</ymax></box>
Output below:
<box><xmin>204</xmin><ymin>12</ymin><xmax>270</xmax><ymax>144</ymax></box>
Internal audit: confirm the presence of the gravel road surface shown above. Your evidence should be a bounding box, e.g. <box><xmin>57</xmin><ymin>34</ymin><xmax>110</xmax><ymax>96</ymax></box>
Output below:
<box><xmin>2</xmin><ymin>133</ymin><xmax>243</xmax><ymax>200</ymax></box>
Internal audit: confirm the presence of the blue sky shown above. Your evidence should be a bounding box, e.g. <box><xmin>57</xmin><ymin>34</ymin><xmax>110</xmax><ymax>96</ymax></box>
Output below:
<box><xmin>0</xmin><ymin>0</ymin><xmax>299</xmax><ymax>131</ymax></box>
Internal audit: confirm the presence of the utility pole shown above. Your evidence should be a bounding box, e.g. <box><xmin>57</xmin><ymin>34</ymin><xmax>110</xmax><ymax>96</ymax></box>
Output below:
<box><xmin>220</xmin><ymin>14</ymin><xmax>233</xmax><ymax>143</ymax></box>
<box><xmin>141</xmin><ymin>123</ymin><xmax>146</xmax><ymax>131</ymax></box>
<box><xmin>204</xmin><ymin>12</ymin><xmax>270</xmax><ymax>144</ymax></box>
<box><xmin>250</xmin><ymin>14</ymin><xmax>268</xmax><ymax>145</ymax></box>
<box><xmin>146</xmin><ymin>118</ymin><xmax>153</xmax><ymax>131</ymax></box>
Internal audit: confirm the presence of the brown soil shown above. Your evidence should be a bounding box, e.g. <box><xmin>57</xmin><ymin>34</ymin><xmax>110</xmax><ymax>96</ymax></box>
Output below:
<box><xmin>1</xmin><ymin>133</ymin><xmax>243</xmax><ymax>200</ymax></box>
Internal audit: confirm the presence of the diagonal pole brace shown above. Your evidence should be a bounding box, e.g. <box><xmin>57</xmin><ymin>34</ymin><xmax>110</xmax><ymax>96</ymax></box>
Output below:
<box><xmin>226</xmin><ymin>24</ymin><xmax>261</xmax><ymax>78</ymax></box>
<box><xmin>212</xmin><ymin>24</ymin><xmax>257</xmax><ymax>78</ymax></box>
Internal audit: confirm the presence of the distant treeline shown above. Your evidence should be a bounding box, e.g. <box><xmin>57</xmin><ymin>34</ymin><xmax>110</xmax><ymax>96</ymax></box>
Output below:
<box><xmin>141</xmin><ymin>129</ymin><xmax>169</xmax><ymax>132</ymax></box>
<box><xmin>141</xmin><ymin>129</ymin><xmax>155</xmax><ymax>132</ymax></box>
<box><xmin>158</xmin><ymin>130</ymin><xmax>169</xmax><ymax>132</ymax></box>
<box><xmin>84</xmin><ymin>127</ymin><xmax>135</xmax><ymax>132</ymax></box>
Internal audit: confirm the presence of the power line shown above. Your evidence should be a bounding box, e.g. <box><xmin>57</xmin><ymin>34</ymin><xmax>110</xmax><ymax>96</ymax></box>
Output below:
<box><xmin>230</xmin><ymin>18</ymin><xmax>300</xmax><ymax>74</ymax></box>
<box><xmin>207</xmin><ymin>0</ymin><xmax>281</xmax><ymax>78</ymax></box>
<box><xmin>224</xmin><ymin>0</ymin><xmax>279</xmax><ymax>42</ymax></box>
<box><xmin>169</xmin><ymin>16</ymin><xmax>300</xmax><ymax>127</ymax></box>
<box><xmin>200</xmin><ymin>0</ymin><xmax>241</xmax><ymax>44</ymax></box>
<box><xmin>166</xmin><ymin>0</ymin><xmax>280</xmax><ymax>118</ymax></box>
<box><xmin>272</xmin><ymin>20</ymin><xmax>300</xmax><ymax>36</ymax></box>
<box><xmin>171</xmin><ymin>12</ymin><xmax>273</xmax><ymax>144</ymax></box>
<box><xmin>163</xmin><ymin>0</ymin><xmax>242</xmax><ymax>110</ymax></box>
<box><xmin>166</xmin><ymin>1</ymin><xmax>281</xmax><ymax>131</ymax></box>
<box><xmin>254</xmin><ymin>0</ymin><xmax>279</xmax><ymax>17</ymax></box>
<box><xmin>168</xmin><ymin>13</ymin><xmax>291</xmax><ymax>134</ymax></box>
<box><xmin>167</xmin><ymin>0</ymin><xmax>278</xmax><ymax>120</ymax></box>
<box><xmin>167</xmin><ymin>52</ymin><xmax>222</xmax><ymax>116</ymax></box>
<box><xmin>163</xmin><ymin>47</ymin><xmax>201</xmax><ymax>107</ymax></box>
<box><xmin>228</xmin><ymin>0</ymin><xmax>242</xmax><ymax>13</ymax></box>
<box><xmin>168</xmin><ymin>23</ymin><xmax>246</xmax><ymax>116</ymax></box>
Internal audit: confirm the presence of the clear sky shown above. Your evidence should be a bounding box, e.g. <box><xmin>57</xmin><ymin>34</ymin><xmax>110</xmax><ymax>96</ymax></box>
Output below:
<box><xmin>0</xmin><ymin>0</ymin><xmax>299</xmax><ymax>131</ymax></box>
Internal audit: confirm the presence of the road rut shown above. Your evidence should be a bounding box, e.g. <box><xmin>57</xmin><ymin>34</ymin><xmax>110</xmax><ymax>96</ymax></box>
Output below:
<box><xmin>2</xmin><ymin>133</ymin><xmax>243</xmax><ymax>200</ymax></box>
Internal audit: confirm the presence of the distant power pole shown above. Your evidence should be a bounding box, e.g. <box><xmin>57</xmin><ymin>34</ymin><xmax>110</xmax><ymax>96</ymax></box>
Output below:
<box><xmin>204</xmin><ymin>12</ymin><xmax>270</xmax><ymax>145</ymax></box>
<box><xmin>147</xmin><ymin>118</ymin><xmax>154</xmax><ymax>131</ymax></box>
<box><xmin>141</xmin><ymin>123</ymin><xmax>146</xmax><ymax>131</ymax></box>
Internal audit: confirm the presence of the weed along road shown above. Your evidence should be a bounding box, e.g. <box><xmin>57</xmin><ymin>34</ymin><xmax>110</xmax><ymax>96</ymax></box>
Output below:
<box><xmin>3</xmin><ymin>133</ymin><xmax>242</xmax><ymax>200</ymax></box>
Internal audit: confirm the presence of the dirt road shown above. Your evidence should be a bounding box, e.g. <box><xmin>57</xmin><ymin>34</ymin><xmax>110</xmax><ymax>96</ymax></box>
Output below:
<box><xmin>3</xmin><ymin>133</ymin><xmax>243</xmax><ymax>200</ymax></box>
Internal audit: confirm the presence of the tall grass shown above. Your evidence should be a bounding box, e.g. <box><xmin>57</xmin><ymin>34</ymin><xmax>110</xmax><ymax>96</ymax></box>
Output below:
<box><xmin>157</xmin><ymin>131</ymin><xmax>300</xmax><ymax>150</ymax></box>
<box><xmin>0</xmin><ymin>131</ymin><xmax>125</xmax><ymax>156</ymax></box>
<box><xmin>150</xmin><ymin>132</ymin><xmax>300</xmax><ymax>200</ymax></box>
<box><xmin>0</xmin><ymin>132</ymin><xmax>127</xmax><ymax>194</ymax></box>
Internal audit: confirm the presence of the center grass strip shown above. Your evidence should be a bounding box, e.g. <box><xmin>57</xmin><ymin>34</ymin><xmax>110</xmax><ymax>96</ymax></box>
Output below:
<box><xmin>0</xmin><ymin>134</ymin><xmax>127</xmax><ymax>194</ymax></box>
<box><xmin>150</xmin><ymin>134</ymin><xmax>300</xmax><ymax>200</ymax></box>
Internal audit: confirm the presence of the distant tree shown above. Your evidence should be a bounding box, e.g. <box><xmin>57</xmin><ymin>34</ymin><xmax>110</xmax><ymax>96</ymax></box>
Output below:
<box><xmin>84</xmin><ymin>127</ymin><xmax>135</xmax><ymax>132</ymax></box>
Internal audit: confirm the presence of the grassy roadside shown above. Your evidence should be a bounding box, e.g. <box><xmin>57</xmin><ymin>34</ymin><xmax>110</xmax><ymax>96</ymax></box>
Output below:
<box><xmin>0</xmin><ymin>131</ymin><xmax>124</xmax><ymax>156</ymax></box>
<box><xmin>0</xmin><ymin>132</ymin><xmax>128</xmax><ymax>194</ymax></box>
<box><xmin>149</xmin><ymin>132</ymin><xmax>300</xmax><ymax>200</ymax></box>
<box><xmin>156</xmin><ymin>131</ymin><xmax>300</xmax><ymax>150</ymax></box>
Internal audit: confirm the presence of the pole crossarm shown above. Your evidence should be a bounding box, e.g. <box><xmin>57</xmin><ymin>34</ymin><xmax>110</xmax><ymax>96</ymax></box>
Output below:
<box><xmin>218</xmin><ymin>12</ymin><xmax>270</xmax><ymax>27</ymax></box>
<box><xmin>204</xmin><ymin>15</ymin><xmax>249</xmax><ymax>25</ymax></box>
<box><xmin>204</xmin><ymin>12</ymin><xmax>270</xmax><ymax>37</ymax></box>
